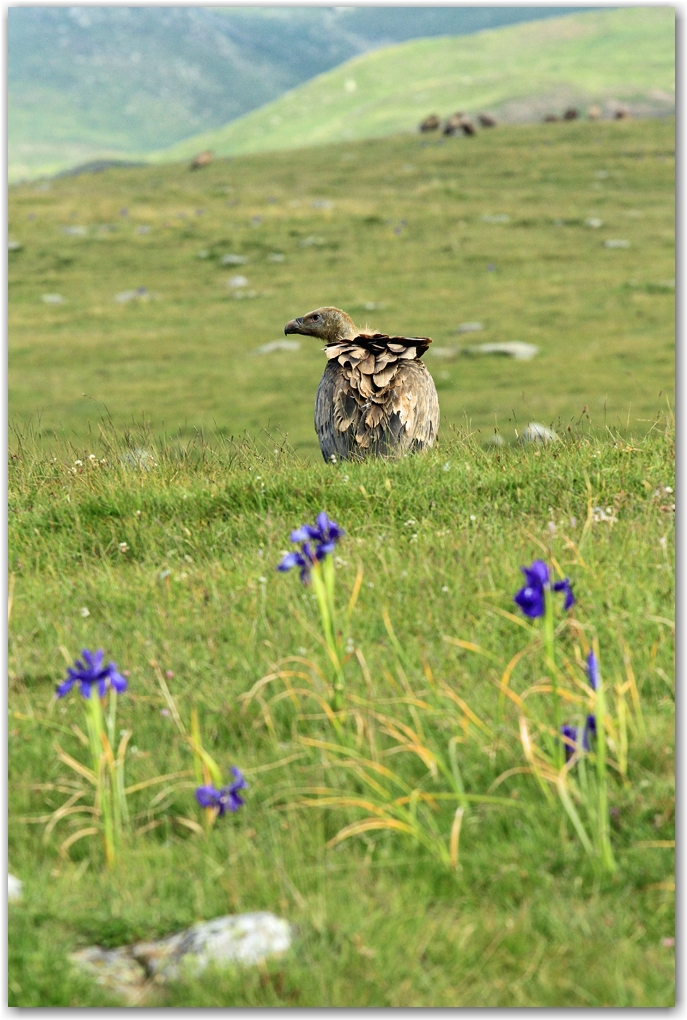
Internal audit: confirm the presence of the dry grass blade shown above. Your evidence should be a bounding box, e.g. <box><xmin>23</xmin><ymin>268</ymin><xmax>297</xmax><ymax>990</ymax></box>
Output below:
<box><xmin>55</xmin><ymin>744</ymin><xmax>97</xmax><ymax>786</ymax></box>
<box><xmin>326</xmin><ymin>816</ymin><xmax>419</xmax><ymax>847</ymax></box>
<box><xmin>151</xmin><ymin>659</ymin><xmax>186</xmax><ymax>735</ymax></box>
<box><xmin>346</xmin><ymin>562</ymin><xmax>364</xmax><ymax>618</ymax></box>
<box><xmin>174</xmin><ymin>815</ymin><xmax>205</xmax><ymax>835</ymax></box>
<box><xmin>449</xmin><ymin>807</ymin><xmax>465</xmax><ymax>869</ymax></box>
<box><xmin>59</xmin><ymin>827</ymin><xmax>99</xmax><ymax>859</ymax></box>
<box><xmin>124</xmin><ymin>769</ymin><xmax>194</xmax><ymax>795</ymax></box>
<box><xmin>440</xmin><ymin>687</ymin><xmax>493</xmax><ymax>737</ymax></box>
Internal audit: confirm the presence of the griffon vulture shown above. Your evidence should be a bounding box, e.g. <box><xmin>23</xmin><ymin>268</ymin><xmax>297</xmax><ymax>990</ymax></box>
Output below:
<box><xmin>284</xmin><ymin>307</ymin><xmax>440</xmax><ymax>462</ymax></box>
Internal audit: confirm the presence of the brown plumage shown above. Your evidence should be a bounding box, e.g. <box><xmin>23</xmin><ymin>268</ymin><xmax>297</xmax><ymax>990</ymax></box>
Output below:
<box><xmin>284</xmin><ymin>307</ymin><xmax>440</xmax><ymax>462</ymax></box>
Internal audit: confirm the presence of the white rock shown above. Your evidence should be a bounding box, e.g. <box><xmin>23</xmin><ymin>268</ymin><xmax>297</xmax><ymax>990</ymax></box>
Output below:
<box><xmin>485</xmin><ymin>433</ymin><xmax>506</xmax><ymax>447</ymax></box>
<box><xmin>8</xmin><ymin>240</ymin><xmax>22</xmax><ymax>251</ymax></box>
<box><xmin>429</xmin><ymin>346</ymin><xmax>458</xmax><ymax>358</ymax></box>
<box><xmin>267</xmin><ymin>252</ymin><xmax>285</xmax><ymax>262</ymax></box>
<box><xmin>228</xmin><ymin>275</ymin><xmax>249</xmax><ymax>288</ymax></box>
<box><xmin>221</xmin><ymin>254</ymin><xmax>247</xmax><ymax>265</ymax></box>
<box><xmin>133</xmin><ymin>912</ymin><xmax>292</xmax><ymax>980</ymax></box>
<box><xmin>42</xmin><ymin>293</ymin><xmax>64</xmax><ymax>304</ymax></box>
<box><xmin>300</xmin><ymin>236</ymin><xmax>324</xmax><ymax>247</ymax></box>
<box><xmin>62</xmin><ymin>225</ymin><xmax>87</xmax><ymax>236</ymax></box>
<box><xmin>254</xmin><ymin>340</ymin><xmax>301</xmax><ymax>355</ymax></box>
<box><xmin>604</xmin><ymin>239</ymin><xmax>630</xmax><ymax>248</ymax></box>
<box><xmin>455</xmin><ymin>322</ymin><xmax>483</xmax><ymax>333</ymax></box>
<box><xmin>520</xmin><ymin>423</ymin><xmax>559</xmax><ymax>444</ymax></box>
<box><xmin>120</xmin><ymin>448</ymin><xmax>157</xmax><ymax>470</ymax></box>
<box><xmin>8</xmin><ymin>873</ymin><xmax>22</xmax><ymax>902</ymax></box>
<box><xmin>585</xmin><ymin>217</ymin><xmax>603</xmax><ymax>228</ymax></box>
<box><xmin>466</xmin><ymin>342</ymin><xmax>538</xmax><ymax>361</ymax></box>
<box><xmin>481</xmin><ymin>213</ymin><xmax>510</xmax><ymax>223</ymax></box>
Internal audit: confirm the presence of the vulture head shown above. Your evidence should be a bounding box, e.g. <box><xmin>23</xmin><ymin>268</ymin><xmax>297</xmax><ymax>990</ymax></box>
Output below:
<box><xmin>284</xmin><ymin>306</ymin><xmax>357</xmax><ymax>345</ymax></box>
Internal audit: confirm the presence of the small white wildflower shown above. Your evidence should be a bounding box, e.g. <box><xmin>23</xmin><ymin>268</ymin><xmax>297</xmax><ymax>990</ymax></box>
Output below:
<box><xmin>80</xmin><ymin>607</ymin><xmax>90</xmax><ymax>617</ymax></box>
<box><xmin>470</xmin><ymin>515</ymin><xmax>476</xmax><ymax>521</ymax></box>
<box><xmin>665</xmin><ymin>486</ymin><xmax>673</xmax><ymax>494</ymax></box>
<box><xmin>258</xmin><ymin>576</ymin><xmax>267</xmax><ymax>584</ymax></box>
<box><xmin>443</xmin><ymin>462</ymin><xmax>450</xmax><ymax>471</ymax></box>
<box><xmin>100</xmin><ymin>458</ymin><xmax>107</xmax><ymax>465</ymax></box>
<box><xmin>135</xmin><ymin>510</ymin><xmax>142</xmax><ymax>517</ymax></box>
<box><xmin>159</xmin><ymin>569</ymin><xmax>171</xmax><ymax>580</ymax></box>
<box><xmin>74</xmin><ymin>460</ymin><xmax>83</xmax><ymax>466</ymax></box>
<box><xmin>88</xmin><ymin>454</ymin><xmax>96</xmax><ymax>461</ymax></box>
<box><xmin>118</xmin><ymin>542</ymin><xmax>129</xmax><ymax>553</ymax></box>
<box><xmin>442</xmin><ymin>586</ymin><xmax>449</xmax><ymax>593</ymax></box>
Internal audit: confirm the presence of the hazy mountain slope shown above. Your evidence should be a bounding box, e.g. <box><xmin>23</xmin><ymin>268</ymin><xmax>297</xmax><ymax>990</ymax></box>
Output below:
<box><xmin>157</xmin><ymin>7</ymin><xmax>674</xmax><ymax>164</ymax></box>
<box><xmin>8</xmin><ymin>6</ymin><xmax>585</xmax><ymax>180</ymax></box>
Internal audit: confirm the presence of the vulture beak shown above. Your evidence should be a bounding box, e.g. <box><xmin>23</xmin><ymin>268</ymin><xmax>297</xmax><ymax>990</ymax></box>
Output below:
<box><xmin>284</xmin><ymin>317</ymin><xmax>304</xmax><ymax>336</ymax></box>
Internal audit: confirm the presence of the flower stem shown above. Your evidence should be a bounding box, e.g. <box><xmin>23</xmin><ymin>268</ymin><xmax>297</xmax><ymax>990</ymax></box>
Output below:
<box><xmin>86</xmin><ymin>691</ymin><xmax>115</xmax><ymax>866</ymax></box>
<box><xmin>594</xmin><ymin>663</ymin><xmax>617</xmax><ymax>873</ymax></box>
<box><xmin>543</xmin><ymin>587</ymin><xmax>563</xmax><ymax>769</ymax></box>
<box><xmin>312</xmin><ymin>558</ymin><xmax>345</xmax><ymax>710</ymax></box>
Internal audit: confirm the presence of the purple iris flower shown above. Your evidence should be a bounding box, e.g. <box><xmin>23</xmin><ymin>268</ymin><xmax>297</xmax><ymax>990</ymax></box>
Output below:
<box><xmin>513</xmin><ymin>559</ymin><xmax>575</xmax><ymax>618</ymax></box>
<box><xmin>586</xmin><ymin>651</ymin><xmax>599</xmax><ymax>690</ymax></box>
<box><xmin>278</xmin><ymin>512</ymin><xmax>344</xmax><ymax>584</ymax></box>
<box><xmin>561</xmin><ymin>724</ymin><xmax>579</xmax><ymax>762</ymax></box>
<box><xmin>56</xmin><ymin>648</ymin><xmax>127</xmax><ymax>699</ymax></box>
<box><xmin>561</xmin><ymin>715</ymin><xmax>596</xmax><ymax>761</ymax></box>
<box><xmin>195</xmin><ymin>767</ymin><xmax>247</xmax><ymax>817</ymax></box>
<box><xmin>552</xmin><ymin>578</ymin><xmax>575</xmax><ymax>610</ymax></box>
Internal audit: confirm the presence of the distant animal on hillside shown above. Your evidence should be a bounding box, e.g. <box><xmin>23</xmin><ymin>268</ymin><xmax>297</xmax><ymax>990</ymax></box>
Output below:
<box><xmin>442</xmin><ymin>112</ymin><xmax>465</xmax><ymax>135</ymax></box>
<box><xmin>543</xmin><ymin>114</ymin><xmax>560</xmax><ymax>123</ymax></box>
<box><xmin>284</xmin><ymin>307</ymin><xmax>439</xmax><ymax>461</ymax></box>
<box><xmin>460</xmin><ymin>118</ymin><xmax>476</xmax><ymax>136</ymax></box>
<box><xmin>478</xmin><ymin>113</ymin><xmax>497</xmax><ymax>127</ymax></box>
<box><xmin>190</xmin><ymin>151</ymin><xmax>213</xmax><ymax>170</ymax></box>
<box><xmin>614</xmin><ymin>106</ymin><xmax>630</xmax><ymax>120</ymax></box>
<box><xmin>563</xmin><ymin>107</ymin><xmax>579</xmax><ymax>121</ymax></box>
<box><xmin>588</xmin><ymin>104</ymin><xmax>602</xmax><ymax>120</ymax></box>
<box><xmin>419</xmin><ymin>114</ymin><xmax>441</xmax><ymax>132</ymax></box>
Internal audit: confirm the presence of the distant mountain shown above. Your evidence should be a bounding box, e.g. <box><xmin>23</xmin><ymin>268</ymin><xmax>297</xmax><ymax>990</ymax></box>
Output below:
<box><xmin>157</xmin><ymin>7</ymin><xmax>674</xmax><ymax>165</ymax></box>
<box><xmin>9</xmin><ymin>6</ymin><xmax>587</xmax><ymax>180</ymax></box>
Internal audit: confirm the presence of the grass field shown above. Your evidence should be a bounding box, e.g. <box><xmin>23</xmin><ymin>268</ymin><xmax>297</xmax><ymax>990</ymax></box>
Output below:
<box><xmin>8</xmin><ymin>418</ymin><xmax>675</xmax><ymax>1006</ymax></box>
<box><xmin>8</xmin><ymin>111</ymin><xmax>674</xmax><ymax>1006</ymax></box>
<box><xmin>159</xmin><ymin>7</ymin><xmax>674</xmax><ymax>164</ymax></box>
<box><xmin>9</xmin><ymin>117</ymin><xmax>675</xmax><ymax>460</ymax></box>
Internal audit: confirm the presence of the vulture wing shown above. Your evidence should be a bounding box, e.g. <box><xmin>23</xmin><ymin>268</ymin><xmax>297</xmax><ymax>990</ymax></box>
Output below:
<box><xmin>315</xmin><ymin>332</ymin><xmax>439</xmax><ymax>462</ymax></box>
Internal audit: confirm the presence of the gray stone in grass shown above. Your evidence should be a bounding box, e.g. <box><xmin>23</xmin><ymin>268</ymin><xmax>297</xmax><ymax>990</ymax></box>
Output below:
<box><xmin>484</xmin><ymin>433</ymin><xmax>506</xmax><ymax>447</ymax></box>
<box><xmin>132</xmin><ymin>912</ymin><xmax>292</xmax><ymax>980</ymax></box>
<box><xmin>428</xmin><ymin>346</ymin><xmax>458</xmax><ymax>359</ymax></box>
<box><xmin>120</xmin><ymin>447</ymin><xmax>157</xmax><ymax>470</ymax></box>
<box><xmin>70</xmin><ymin>913</ymin><xmax>292</xmax><ymax>1003</ymax></box>
<box><xmin>604</xmin><ymin>239</ymin><xmax>630</xmax><ymax>248</ymax></box>
<box><xmin>254</xmin><ymin>339</ymin><xmax>301</xmax><ymax>355</ymax></box>
<box><xmin>8</xmin><ymin>873</ymin><xmax>22</xmax><ymax>902</ymax></box>
<box><xmin>8</xmin><ymin>240</ymin><xmax>22</xmax><ymax>251</ymax></box>
<box><xmin>221</xmin><ymin>254</ymin><xmax>248</xmax><ymax>265</ymax></box>
<box><xmin>69</xmin><ymin>946</ymin><xmax>148</xmax><ymax>1004</ymax></box>
<box><xmin>42</xmin><ymin>293</ymin><xmax>64</xmax><ymax>304</ymax></box>
<box><xmin>465</xmin><ymin>342</ymin><xmax>539</xmax><ymax>361</ymax></box>
<box><xmin>520</xmin><ymin>422</ymin><xmax>559</xmax><ymax>444</ymax></box>
<box><xmin>454</xmin><ymin>321</ymin><xmax>483</xmax><ymax>334</ymax></box>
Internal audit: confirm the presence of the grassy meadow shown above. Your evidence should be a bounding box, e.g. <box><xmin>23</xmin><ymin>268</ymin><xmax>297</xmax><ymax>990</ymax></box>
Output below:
<box><xmin>8</xmin><ymin>117</ymin><xmax>675</xmax><ymax>460</ymax></box>
<box><xmin>8</xmin><ymin>420</ymin><xmax>675</xmax><ymax>1006</ymax></box>
<box><xmin>8</xmin><ymin>115</ymin><xmax>674</xmax><ymax>1006</ymax></box>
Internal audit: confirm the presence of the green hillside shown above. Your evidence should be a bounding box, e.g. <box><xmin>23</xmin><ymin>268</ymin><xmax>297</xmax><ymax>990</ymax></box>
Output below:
<box><xmin>158</xmin><ymin>7</ymin><xmax>674</xmax><ymax>164</ymax></box>
<box><xmin>9</xmin><ymin>6</ymin><xmax>581</xmax><ymax>182</ymax></box>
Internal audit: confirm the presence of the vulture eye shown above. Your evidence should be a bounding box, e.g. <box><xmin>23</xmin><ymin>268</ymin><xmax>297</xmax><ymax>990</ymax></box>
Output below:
<box><xmin>311</xmin><ymin>314</ymin><xmax>321</xmax><ymax>322</ymax></box>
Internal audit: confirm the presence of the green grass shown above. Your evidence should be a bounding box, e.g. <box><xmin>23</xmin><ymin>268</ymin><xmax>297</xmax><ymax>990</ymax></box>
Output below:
<box><xmin>9</xmin><ymin>117</ymin><xmax>675</xmax><ymax>461</ymax></box>
<box><xmin>159</xmin><ymin>8</ymin><xmax>674</xmax><ymax>164</ymax></box>
<box><xmin>8</xmin><ymin>417</ymin><xmax>674</xmax><ymax>1006</ymax></box>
